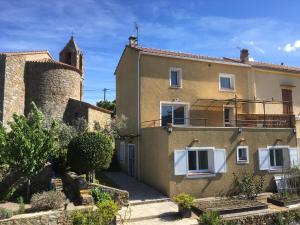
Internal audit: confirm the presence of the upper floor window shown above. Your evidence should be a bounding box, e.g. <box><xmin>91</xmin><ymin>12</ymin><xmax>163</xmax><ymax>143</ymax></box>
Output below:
<box><xmin>161</xmin><ymin>103</ymin><xmax>188</xmax><ymax>126</ymax></box>
<box><xmin>170</xmin><ymin>68</ymin><xmax>182</xmax><ymax>88</ymax></box>
<box><xmin>219</xmin><ymin>73</ymin><xmax>235</xmax><ymax>91</ymax></box>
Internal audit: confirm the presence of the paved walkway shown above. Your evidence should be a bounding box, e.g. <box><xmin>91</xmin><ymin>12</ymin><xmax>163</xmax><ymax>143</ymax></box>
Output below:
<box><xmin>118</xmin><ymin>201</ymin><xmax>198</xmax><ymax>225</ymax></box>
<box><xmin>103</xmin><ymin>172</ymin><xmax>169</xmax><ymax>205</ymax></box>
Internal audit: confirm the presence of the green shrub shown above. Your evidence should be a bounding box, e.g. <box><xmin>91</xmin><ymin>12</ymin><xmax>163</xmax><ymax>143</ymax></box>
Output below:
<box><xmin>96</xmin><ymin>200</ymin><xmax>119</xmax><ymax>225</ymax></box>
<box><xmin>273</xmin><ymin>213</ymin><xmax>285</xmax><ymax>225</ymax></box>
<box><xmin>71</xmin><ymin>200</ymin><xmax>118</xmax><ymax>225</ymax></box>
<box><xmin>233</xmin><ymin>172</ymin><xmax>264</xmax><ymax>200</ymax></box>
<box><xmin>198</xmin><ymin>211</ymin><xmax>222</xmax><ymax>225</ymax></box>
<box><xmin>173</xmin><ymin>193</ymin><xmax>194</xmax><ymax>209</ymax></box>
<box><xmin>0</xmin><ymin>208</ymin><xmax>13</xmax><ymax>220</ymax></box>
<box><xmin>30</xmin><ymin>191</ymin><xmax>66</xmax><ymax>211</ymax></box>
<box><xmin>17</xmin><ymin>196</ymin><xmax>25</xmax><ymax>214</ymax></box>
<box><xmin>90</xmin><ymin>189</ymin><xmax>112</xmax><ymax>204</ymax></box>
<box><xmin>67</xmin><ymin>132</ymin><xmax>114</xmax><ymax>182</ymax></box>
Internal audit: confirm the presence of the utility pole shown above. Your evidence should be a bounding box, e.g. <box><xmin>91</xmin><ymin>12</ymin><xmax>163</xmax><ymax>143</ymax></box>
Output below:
<box><xmin>102</xmin><ymin>88</ymin><xmax>109</xmax><ymax>101</ymax></box>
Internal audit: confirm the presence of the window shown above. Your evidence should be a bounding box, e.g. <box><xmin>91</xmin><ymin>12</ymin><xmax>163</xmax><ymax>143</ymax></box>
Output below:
<box><xmin>161</xmin><ymin>103</ymin><xmax>187</xmax><ymax>126</ymax></box>
<box><xmin>269</xmin><ymin>148</ymin><xmax>284</xmax><ymax>167</ymax></box>
<box><xmin>237</xmin><ymin>146</ymin><xmax>249</xmax><ymax>164</ymax></box>
<box><xmin>188</xmin><ymin>150</ymin><xmax>209</xmax><ymax>172</ymax></box>
<box><xmin>170</xmin><ymin>68</ymin><xmax>182</xmax><ymax>88</ymax></box>
<box><xmin>174</xmin><ymin>147</ymin><xmax>226</xmax><ymax>176</ymax></box>
<box><xmin>120</xmin><ymin>141</ymin><xmax>125</xmax><ymax>162</ymax></box>
<box><xmin>219</xmin><ymin>74</ymin><xmax>235</xmax><ymax>91</ymax></box>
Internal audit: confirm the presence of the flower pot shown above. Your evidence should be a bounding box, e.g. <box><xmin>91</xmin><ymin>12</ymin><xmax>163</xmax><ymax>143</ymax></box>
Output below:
<box><xmin>178</xmin><ymin>205</ymin><xmax>192</xmax><ymax>218</ymax></box>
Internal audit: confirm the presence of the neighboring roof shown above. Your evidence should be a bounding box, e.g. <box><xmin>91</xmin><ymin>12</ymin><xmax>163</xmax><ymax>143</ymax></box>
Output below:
<box><xmin>26</xmin><ymin>58</ymin><xmax>82</xmax><ymax>74</ymax></box>
<box><xmin>121</xmin><ymin>45</ymin><xmax>300</xmax><ymax>75</ymax></box>
<box><xmin>60</xmin><ymin>36</ymin><xmax>81</xmax><ymax>53</ymax></box>
<box><xmin>69</xmin><ymin>98</ymin><xmax>113</xmax><ymax>114</ymax></box>
<box><xmin>0</xmin><ymin>50</ymin><xmax>53</xmax><ymax>59</ymax></box>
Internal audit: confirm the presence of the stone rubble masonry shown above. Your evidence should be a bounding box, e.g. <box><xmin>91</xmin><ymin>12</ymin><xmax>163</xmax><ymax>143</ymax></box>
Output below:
<box><xmin>2</xmin><ymin>55</ymin><xmax>26</xmax><ymax>123</ymax></box>
<box><xmin>0</xmin><ymin>206</ymin><xmax>94</xmax><ymax>225</ymax></box>
<box><xmin>25</xmin><ymin>61</ymin><xmax>82</xmax><ymax>120</ymax></box>
<box><xmin>0</xmin><ymin>51</ymin><xmax>110</xmax><ymax>127</ymax></box>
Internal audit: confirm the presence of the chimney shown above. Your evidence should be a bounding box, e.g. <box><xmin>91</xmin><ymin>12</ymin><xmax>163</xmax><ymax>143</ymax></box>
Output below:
<box><xmin>240</xmin><ymin>49</ymin><xmax>249</xmax><ymax>63</ymax></box>
<box><xmin>128</xmin><ymin>36</ymin><xmax>138</xmax><ymax>46</ymax></box>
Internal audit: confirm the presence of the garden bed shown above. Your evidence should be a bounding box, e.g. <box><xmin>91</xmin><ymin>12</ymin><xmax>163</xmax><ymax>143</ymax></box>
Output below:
<box><xmin>193</xmin><ymin>198</ymin><xmax>268</xmax><ymax>215</ymax></box>
<box><xmin>267</xmin><ymin>193</ymin><xmax>300</xmax><ymax>207</ymax></box>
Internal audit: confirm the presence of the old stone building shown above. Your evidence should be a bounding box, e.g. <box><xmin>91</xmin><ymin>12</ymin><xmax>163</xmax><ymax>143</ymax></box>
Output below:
<box><xmin>0</xmin><ymin>36</ymin><xmax>111</xmax><ymax>128</ymax></box>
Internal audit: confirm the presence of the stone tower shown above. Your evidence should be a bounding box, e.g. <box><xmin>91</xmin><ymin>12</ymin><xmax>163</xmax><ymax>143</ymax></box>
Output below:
<box><xmin>59</xmin><ymin>36</ymin><xmax>84</xmax><ymax>100</ymax></box>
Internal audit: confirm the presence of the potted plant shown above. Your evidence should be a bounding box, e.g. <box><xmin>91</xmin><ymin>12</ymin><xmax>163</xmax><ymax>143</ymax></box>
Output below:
<box><xmin>173</xmin><ymin>193</ymin><xmax>195</xmax><ymax>218</ymax></box>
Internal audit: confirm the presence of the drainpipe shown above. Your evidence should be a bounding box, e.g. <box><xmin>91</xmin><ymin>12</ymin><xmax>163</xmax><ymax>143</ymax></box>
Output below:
<box><xmin>137</xmin><ymin>51</ymin><xmax>141</xmax><ymax>180</ymax></box>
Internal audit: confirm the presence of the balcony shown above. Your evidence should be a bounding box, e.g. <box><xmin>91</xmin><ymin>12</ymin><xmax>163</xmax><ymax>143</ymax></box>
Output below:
<box><xmin>141</xmin><ymin>97</ymin><xmax>295</xmax><ymax>129</ymax></box>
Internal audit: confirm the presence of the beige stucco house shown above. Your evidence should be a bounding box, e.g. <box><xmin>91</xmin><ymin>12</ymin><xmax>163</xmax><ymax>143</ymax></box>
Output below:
<box><xmin>115</xmin><ymin>36</ymin><xmax>300</xmax><ymax>198</ymax></box>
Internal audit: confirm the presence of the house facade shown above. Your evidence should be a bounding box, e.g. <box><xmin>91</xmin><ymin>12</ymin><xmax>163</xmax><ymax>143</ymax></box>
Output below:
<box><xmin>115</xmin><ymin>36</ymin><xmax>299</xmax><ymax>197</ymax></box>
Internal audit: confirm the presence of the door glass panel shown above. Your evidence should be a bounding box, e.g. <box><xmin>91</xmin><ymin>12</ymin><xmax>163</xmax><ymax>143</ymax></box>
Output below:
<box><xmin>188</xmin><ymin>151</ymin><xmax>197</xmax><ymax>171</ymax></box>
<box><xmin>198</xmin><ymin>151</ymin><xmax>208</xmax><ymax>170</ymax></box>
<box><xmin>174</xmin><ymin>106</ymin><xmax>185</xmax><ymax>125</ymax></box>
<box><xmin>275</xmin><ymin>149</ymin><xmax>283</xmax><ymax>166</ymax></box>
<box><xmin>161</xmin><ymin>105</ymin><xmax>172</xmax><ymax>126</ymax></box>
<box><xmin>270</xmin><ymin>149</ymin><xmax>275</xmax><ymax>167</ymax></box>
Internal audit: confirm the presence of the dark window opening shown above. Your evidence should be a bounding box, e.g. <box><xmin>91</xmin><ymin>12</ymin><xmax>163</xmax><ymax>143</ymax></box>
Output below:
<box><xmin>66</xmin><ymin>52</ymin><xmax>72</xmax><ymax>65</ymax></box>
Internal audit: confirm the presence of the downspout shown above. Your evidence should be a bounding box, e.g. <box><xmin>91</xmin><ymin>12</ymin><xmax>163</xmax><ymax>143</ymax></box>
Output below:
<box><xmin>137</xmin><ymin>51</ymin><xmax>141</xmax><ymax>180</ymax></box>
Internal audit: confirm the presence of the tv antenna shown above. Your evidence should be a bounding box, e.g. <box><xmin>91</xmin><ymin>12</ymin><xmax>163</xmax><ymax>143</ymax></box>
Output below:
<box><xmin>134</xmin><ymin>22</ymin><xmax>139</xmax><ymax>44</ymax></box>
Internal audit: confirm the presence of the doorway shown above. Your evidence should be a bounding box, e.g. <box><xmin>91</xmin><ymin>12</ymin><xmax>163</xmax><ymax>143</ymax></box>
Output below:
<box><xmin>128</xmin><ymin>144</ymin><xmax>135</xmax><ymax>177</ymax></box>
<box><xmin>224</xmin><ymin>106</ymin><xmax>235</xmax><ymax>127</ymax></box>
<box><xmin>282</xmin><ymin>89</ymin><xmax>293</xmax><ymax>114</ymax></box>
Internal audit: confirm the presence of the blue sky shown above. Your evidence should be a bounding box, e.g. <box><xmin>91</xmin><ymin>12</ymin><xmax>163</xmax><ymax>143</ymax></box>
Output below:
<box><xmin>2</xmin><ymin>0</ymin><xmax>300</xmax><ymax>104</ymax></box>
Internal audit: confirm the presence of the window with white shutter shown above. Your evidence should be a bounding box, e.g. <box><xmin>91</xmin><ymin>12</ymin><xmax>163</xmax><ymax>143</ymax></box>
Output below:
<box><xmin>120</xmin><ymin>141</ymin><xmax>125</xmax><ymax>162</ymax></box>
<box><xmin>289</xmin><ymin>147</ymin><xmax>299</xmax><ymax>167</ymax></box>
<box><xmin>174</xmin><ymin>150</ymin><xmax>187</xmax><ymax>175</ymax></box>
<box><xmin>258</xmin><ymin>148</ymin><xmax>270</xmax><ymax>170</ymax></box>
<box><xmin>214</xmin><ymin>149</ymin><xmax>226</xmax><ymax>173</ymax></box>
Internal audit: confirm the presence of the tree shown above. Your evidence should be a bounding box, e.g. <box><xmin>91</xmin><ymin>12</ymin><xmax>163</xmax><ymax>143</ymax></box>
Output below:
<box><xmin>0</xmin><ymin>103</ymin><xmax>58</xmax><ymax>200</ymax></box>
<box><xmin>67</xmin><ymin>132</ymin><xmax>114</xmax><ymax>182</ymax></box>
<box><xmin>96</xmin><ymin>100</ymin><xmax>116</xmax><ymax>116</ymax></box>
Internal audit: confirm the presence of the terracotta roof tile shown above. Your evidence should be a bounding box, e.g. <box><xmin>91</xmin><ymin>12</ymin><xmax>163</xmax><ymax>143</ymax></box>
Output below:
<box><xmin>0</xmin><ymin>50</ymin><xmax>53</xmax><ymax>59</ymax></box>
<box><xmin>130</xmin><ymin>45</ymin><xmax>300</xmax><ymax>74</ymax></box>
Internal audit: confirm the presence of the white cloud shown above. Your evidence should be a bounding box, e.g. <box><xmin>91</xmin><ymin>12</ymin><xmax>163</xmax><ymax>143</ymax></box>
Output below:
<box><xmin>281</xmin><ymin>40</ymin><xmax>300</xmax><ymax>52</ymax></box>
<box><xmin>249</xmin><ymin>57</ymin><xmax>255</xmax><ymax>62</ymax></box>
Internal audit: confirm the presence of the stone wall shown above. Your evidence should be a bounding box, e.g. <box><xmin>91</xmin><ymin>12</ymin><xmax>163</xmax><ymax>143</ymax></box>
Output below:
<box><xmin>2</xmin><ymin>55</ymin><xmax>26</xmax><ymax>123</ymax></box>
<box><xmin>88</xmin><ymin>107</ymin><xmax>111</xmax><ymax>130</ymax></box>
<box><xmin>0</xmin><ymin>206</ymin><xmax>93</xmax><ymax>225</ymax></box>
<box><xmin>25</xmin><ymin>61</ymin><xmax>82</xmax><ymax>120</ymax></box>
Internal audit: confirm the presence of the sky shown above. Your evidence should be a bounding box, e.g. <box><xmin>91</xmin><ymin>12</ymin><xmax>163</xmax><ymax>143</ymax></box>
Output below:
<box><xmin>2</xmin><ymin>0</ymin><xmax>300</xmax><ymax>104</ymax></box>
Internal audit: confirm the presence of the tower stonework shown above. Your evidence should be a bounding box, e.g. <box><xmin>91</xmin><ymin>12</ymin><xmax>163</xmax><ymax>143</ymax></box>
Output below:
<box><xmin>59</xmin><ymin>36</ymin><xmax>84</xmax><ymax>100</ymax></box>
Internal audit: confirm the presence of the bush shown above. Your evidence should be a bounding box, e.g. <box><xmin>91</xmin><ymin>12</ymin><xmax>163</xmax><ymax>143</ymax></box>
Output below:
<box><xmin>17</xmin><ymin>196</ymin><xmax>25</xmax><ymax>214</ymax></box>
<box><xmin>198</xmin><ymin>211</ymin><xmax>222</xmax><ymax>225</ymax></box>
<box><xmin>96</xmin><ymin>200</ymin><xmax>119</xmax><ymax>225</ymax></box>
<box><xmin>90</xmin><ymin>189</ymin><xmax>112</xmax><ymax>204</ymax></box>
<box><xmin>233</xmin><ymin>172</ymin><xmax>264</xmax><ymax>200</ymax></box>
<box><xmin>71</xmin><ymin>200</ymin><xmax>119</xmax><ymax>225</ymax></box>
<box><xmin>30</xmin><ymin>191</ymin><xmax>66</xmax><ymax>211</ymax></box>
<box><xmin>0</xmin><ymin>208</ymin><xmax>13</xmax><ymax>220</ymax></box>
<box><xmin>173</xmin><ymin>193</ymin><xmax>194</xmax><ymax>209</ymax></box>
<box><xmin>67</xmin><ymin>132</ymin><xmax>114</xmax><ymax>182</ymax></box>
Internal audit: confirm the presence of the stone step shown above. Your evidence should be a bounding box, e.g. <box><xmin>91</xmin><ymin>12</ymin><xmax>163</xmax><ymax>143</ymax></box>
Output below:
<box><xmin>118</xmin><ymin>201</ymin><xmax>181</xmax><ymax>222</ymax></box>
<box><xmin>130</xmin><ymin>198</ymin><xmax>171</xmax><ymax>206</ymax></box>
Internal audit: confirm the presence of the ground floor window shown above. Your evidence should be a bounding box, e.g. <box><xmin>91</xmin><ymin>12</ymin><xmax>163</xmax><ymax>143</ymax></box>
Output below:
<box><xmin>269</xmin><ymin>148</ymin><xmax>284</xmax><ymax>168</ymax></box>
<box><xmin>188</xmin><ymin>150</ymin><xmax>209</xmax><ymax>172</ymax></box>
<box><xmin>161</xmin><ymin>103</ymin><xmax>188</xmax><ymax>126</ymax></box>
<box><xmin>237</xmin><ymin>146</ymin><xmax>249</xmax><ymax>164</ymax></box>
